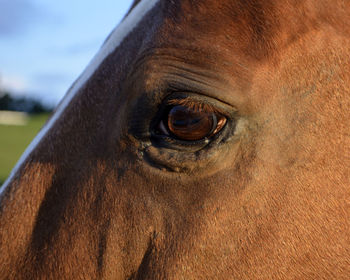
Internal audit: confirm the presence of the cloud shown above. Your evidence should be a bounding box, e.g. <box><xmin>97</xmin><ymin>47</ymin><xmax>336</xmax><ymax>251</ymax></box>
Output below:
<box><xmin>0</xmin><ymin>72</ymin><xmax>66</xmax><ymax>105</ymax></box>
<box><xmin>0</xmin><ymin>0</ymin><xmax>44</xmax><ymax>36</ymax></box>
<box><xmin>0</xmin><ymin>73</ymin><xmax>30</xmax><ymax>93</ymax></box>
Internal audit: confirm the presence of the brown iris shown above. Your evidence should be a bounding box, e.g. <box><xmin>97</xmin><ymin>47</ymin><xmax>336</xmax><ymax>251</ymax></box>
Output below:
<box><xmin>164</xmin><ymin>104</ymin><xmax>227</xmax><ymax>141</ymax></box>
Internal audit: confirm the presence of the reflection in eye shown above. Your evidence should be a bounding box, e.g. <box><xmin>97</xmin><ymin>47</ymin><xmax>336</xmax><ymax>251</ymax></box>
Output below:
<box><xmin>157</xmin><ymin>100</ymin><xmax>227</xmax><ymax>141</ymax></box>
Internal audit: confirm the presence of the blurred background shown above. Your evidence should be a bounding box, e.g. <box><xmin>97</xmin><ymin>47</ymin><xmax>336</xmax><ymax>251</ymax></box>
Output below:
<box><xmin>0</xmin><ymin>0</ymin><xmax>134</xmax><ymax>185</ymax></box>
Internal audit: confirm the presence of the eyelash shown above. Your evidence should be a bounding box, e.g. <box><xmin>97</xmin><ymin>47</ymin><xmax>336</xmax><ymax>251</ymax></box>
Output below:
<box><xmin>166</xmin><ymin>98</ymin><xmax>224</xmax><ymax>115</ymax></box>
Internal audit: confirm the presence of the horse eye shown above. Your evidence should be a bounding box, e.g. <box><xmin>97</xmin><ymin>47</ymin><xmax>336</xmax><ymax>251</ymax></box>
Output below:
<box><xmin>157</xmin><ymin>105</ymin><xmax>227</xmax><ymax>141</ymax></box>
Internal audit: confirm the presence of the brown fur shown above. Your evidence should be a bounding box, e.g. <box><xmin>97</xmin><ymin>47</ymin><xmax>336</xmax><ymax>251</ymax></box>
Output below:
<box><xmin>1</xmin><ymin>0</ymin><xmax>350</xmax><ymax>279</ymax></box>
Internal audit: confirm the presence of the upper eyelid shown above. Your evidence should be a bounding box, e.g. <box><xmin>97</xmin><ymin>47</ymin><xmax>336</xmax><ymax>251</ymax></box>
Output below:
<box><xmin>163</xmin><ymin>93</ymin><xmax>235</xmax><ymax>118</ymax></box>
<box><xmin>166</xmin><ymin>98</ymin><xmax>219</xmax><ymax>114</ymax></box>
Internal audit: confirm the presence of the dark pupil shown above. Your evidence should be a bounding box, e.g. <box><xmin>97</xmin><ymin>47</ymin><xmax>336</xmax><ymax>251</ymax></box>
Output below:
<box><xmin>167</xmin><ymin>105</ymin><xmax>215</xmax><ymax>141</ymax></box>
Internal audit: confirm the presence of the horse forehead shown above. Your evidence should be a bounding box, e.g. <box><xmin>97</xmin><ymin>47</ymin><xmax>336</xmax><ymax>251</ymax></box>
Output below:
<box><xmin>126</xmin><ymin>0</ymin><xmax>281</xmax><ymax>83</ymax></box>
<box><xmin>132</xmin><ymin>0</ymin><xmax>292</xmax><ymax>62</ymax></box>
<box><xmin>146</xmin><ymin>0</ymin><xmax>349</xmax><ymax>43</ymax></box>
<box><xmin>127</xmin><ymin>0</ymin><xmax>278</xmax><ymax>64</ymax></box>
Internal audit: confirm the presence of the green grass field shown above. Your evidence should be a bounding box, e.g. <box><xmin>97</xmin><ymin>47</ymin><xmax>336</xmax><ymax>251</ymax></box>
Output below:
<box><xmin>0</xmin><ymin>114</ymin><xmax>49</xmax><ymax>186</ymax></box>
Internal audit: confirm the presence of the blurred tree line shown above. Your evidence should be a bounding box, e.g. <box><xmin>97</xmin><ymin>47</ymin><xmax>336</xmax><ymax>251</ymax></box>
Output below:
<box><xmin>0</xmin><ymin>89</ymin><xmax>53</xmax><ymax>114</ymax></box>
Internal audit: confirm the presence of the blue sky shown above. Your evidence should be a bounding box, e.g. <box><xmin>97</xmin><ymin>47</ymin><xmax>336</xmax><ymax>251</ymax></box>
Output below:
<box><xmin>0</xmin><ymin>0</ymin><xmax>133</xmax><ymax>106</ymax></box>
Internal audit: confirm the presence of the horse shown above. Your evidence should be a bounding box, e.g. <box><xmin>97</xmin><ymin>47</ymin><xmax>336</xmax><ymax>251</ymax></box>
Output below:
<box><xmin>1</xmin><ymin>0</ymin><xmax>350</xmax><ymax>278</ymax></box>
